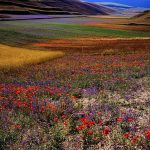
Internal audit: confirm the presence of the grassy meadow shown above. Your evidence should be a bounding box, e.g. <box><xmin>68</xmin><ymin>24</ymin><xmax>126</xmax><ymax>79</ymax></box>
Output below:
<box><xmin>0</xmin><ymin>16</ymin><xmax>150</xmax><ymax>150</ymax></box>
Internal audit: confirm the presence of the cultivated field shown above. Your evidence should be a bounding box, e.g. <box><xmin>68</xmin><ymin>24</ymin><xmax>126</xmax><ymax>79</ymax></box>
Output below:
<box><xmin>0</xmin><ymin>16</ymin><xmax>150</xmax><ymax>150</ymax></box>
<box><xmin>0</xmin><ymin>44</ymin><xmax>64</xmax><ymax>69</ymax></box>
<box><xmin>0</xmin><ymin>17</ymin><xmax>150</xmax><ymax>47</ymax></box>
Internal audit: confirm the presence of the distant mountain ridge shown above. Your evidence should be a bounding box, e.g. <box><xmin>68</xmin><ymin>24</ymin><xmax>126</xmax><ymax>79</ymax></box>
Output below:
<box><xmin>94</xmin><ymin>2</ymin><xmax>146</xmax><ymax>15</ymax></box>
<box><xmin>85</xmin><ymin>0</ymin><xmax>150</xmax><ymax>8</ymax></box>
<box><xmin>0</xmin><ymin>0</ymin><xmax>115</xmax><ymax>15</ymax></box>
<box><xmin>95</xmin><ymin>2</ymin><xmax>132</xmax><ymax>9</ymax></box>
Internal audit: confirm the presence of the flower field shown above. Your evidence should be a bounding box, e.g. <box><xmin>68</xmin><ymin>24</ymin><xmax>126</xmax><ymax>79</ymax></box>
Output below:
<box><xmin>0</xmin><ymin>37</ymin><xmax>150</xmax><ymax>149</ymax></box>
<box><xmin>0</xmin><ymin>16</ymin><xmax>150</xmax><ymax>150</ymax></box>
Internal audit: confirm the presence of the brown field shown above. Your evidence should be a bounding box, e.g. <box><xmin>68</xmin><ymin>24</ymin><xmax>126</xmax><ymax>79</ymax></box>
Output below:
<box><xmin>33</xmin><ymin>38</ymin><xmax>150</xmax><ymax>54</ymax></box>
<box><xmin>81</xmin><ymin>22</ymin><xmax>150</xmax><ymax>32</ymax></box>
<box><xmin>82</xmin><ymin>15</ymin><xmax>150</xmax><ymax>32</ymax></box>
<box><xmin>88</xmin><ymin>15</ymin><xmax>129</xmax><ymax>19</ymax></box>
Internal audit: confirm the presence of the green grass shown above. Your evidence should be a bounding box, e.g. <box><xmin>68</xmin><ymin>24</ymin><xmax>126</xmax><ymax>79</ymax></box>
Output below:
<box><xmin>0</xmin><ymin>21</ymin><xmax>150</xmax><ymax>46</ymax></box>
<box><xmin>0</xmin><ymin>29</ymin><xmax>45</xmax><ymax>46</ymax></box>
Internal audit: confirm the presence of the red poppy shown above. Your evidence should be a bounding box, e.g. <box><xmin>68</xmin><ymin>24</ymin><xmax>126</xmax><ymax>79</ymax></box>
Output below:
<box><xmin>12</xmin><ymin>124</ymin><xmax>21</xmax><ymax>129</ymax></box>
<box><xmin>16</xmin><ymin>124</ymin><xmax>21</xmax><ymax>129</ymax></box>
<box><xmin>47</xmin><ymin>103</ymin><xmax>56</xmax><ymax>111</ymax></box>
<box><xmin>64</xmin><ymin>121</ymin><xmax>68</xmax><ymax>126</ymax></box>
<box><xmin>71</xmin><ymin>95</ymin><xmax>76</xmax><ymax>99</ymax></box>
<box><xmin>145</xmin><ymin>130</ymin><xmax>150</xmax><ymax>139</ymax></box>
<box><xmin>87</xmin><ymin>121</ymin><xmax>95</xmax><ymax>127</ymax></box>
<box><xmin>61</xmin><ymin>115</ymin><xmax>66</xmax><ymax>119</ymax></box>
<box><xmin>132</xmin><ymin>135</ymin><xmax>140</xmax><ymax>144</ymax></box>
<box><xmin>54</xmin><ymin>117</ymin><xmax>58</xmax><ymax>122</ymax></box>
<box><xmin>121</xmin><ymin>111</ymin><xmax>126</xmax><ymax>115</ymax></box>
<box><xmin>95</xmin><ymin>64</ymin><xmax>103</xmax><ymax>67</ymax></box>
<box><xmin>102</xmin><ymin>127</ymin><xmax>110</xmax><ymax>136</ymax></box>
<box><xmin>127</xmin><ymin>118</ymin><xmax>134</xmax><ymax>123</ymax></box>
<box><xmin>81</xmin><ymin>118</ymin><xmax>88</xmax><ymax>125</ymax></box>
<box><xmin>84</xmin><ymin>114</ymin><xmax>88</xmax><ymax>117</ymax></box>
<box><xmin>123</xmin><ymin>132</ymin><xmax>130</xmax><ymax>139</ymax></box>
<box><xmin>116</xmin><ymin>117</ymin><xmax>123</xmax><ymax>123</ymax></box>
<box><xmin>97</xmin><ymin>112</ymin><xmax>102</xmax><ymax>115</ymax></box>
<box><xmin>99</xmin><ymin>120</ymin><xmax>103</xmax><ymax>125</ymax></box>
<box><xmin>76</xmin><ymin>125</ymin><xmax>85</xmax><ymax>131</ymax></box>
<box><xmin>87</xmin><ymin>130</ymin><xmax>93</xmax><ymax>135</ymax></box>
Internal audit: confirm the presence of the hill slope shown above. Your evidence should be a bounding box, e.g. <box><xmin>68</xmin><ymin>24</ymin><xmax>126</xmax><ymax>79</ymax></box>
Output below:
<box><xmin>133</xmin><ymin>10</ymin><xmax>150</xmax><ymax>20</ymax></box>
<box><xmin>0</xmin><ymin>0</ymin><xmax>115</xmax><ymax>15</ymax></box>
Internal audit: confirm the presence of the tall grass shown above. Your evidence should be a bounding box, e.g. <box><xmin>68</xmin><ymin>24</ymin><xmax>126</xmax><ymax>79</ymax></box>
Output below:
<box><xmin>0</xmin><ymin>44</ymin><xmax>64</xmax><ymax>69</ymax></box>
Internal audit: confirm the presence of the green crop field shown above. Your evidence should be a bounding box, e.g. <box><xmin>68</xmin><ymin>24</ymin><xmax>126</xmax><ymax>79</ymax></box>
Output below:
<box><xmin>0</xmin><ymin>21</ymin><xmax>150</xmax><ymax>46</ymax></box>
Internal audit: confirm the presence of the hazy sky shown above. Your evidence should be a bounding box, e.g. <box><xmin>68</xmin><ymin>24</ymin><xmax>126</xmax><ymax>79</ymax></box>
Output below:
<box><xmin>85</xmin><ymin>0</ymin><xmax>150</xmax><ymax>8</ymax></box>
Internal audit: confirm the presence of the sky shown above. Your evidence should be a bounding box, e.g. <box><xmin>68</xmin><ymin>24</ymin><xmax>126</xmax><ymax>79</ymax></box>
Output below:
<box><xmin>85</xmin><ymin>0</ymin><xmax>150</xmax><ymax>8</ymax></box>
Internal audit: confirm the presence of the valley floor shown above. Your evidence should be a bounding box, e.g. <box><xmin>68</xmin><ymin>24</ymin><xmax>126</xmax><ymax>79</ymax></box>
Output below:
<box><xmin>0</xmin><ymin>16</ymin><xmax>150</xmax><ymax>150</ymax></box>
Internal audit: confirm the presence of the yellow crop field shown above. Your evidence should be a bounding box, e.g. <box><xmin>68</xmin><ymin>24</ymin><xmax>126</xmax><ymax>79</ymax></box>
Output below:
<box><xmin>0</xmin><ymin>44</ymin><xmax>64</xmax><ymax>69</ymax></box>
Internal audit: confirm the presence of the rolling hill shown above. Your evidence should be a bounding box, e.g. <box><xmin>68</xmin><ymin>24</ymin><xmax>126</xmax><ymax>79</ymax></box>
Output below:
<box><xmin>0</xmin><ymin>0</ymin><xmax>115</xmax><ymax>16</ymax></box>
<box><xmin>133</xmin><ymin>10</ymin><xmax>150</xmax><ymax>20</ymax></box>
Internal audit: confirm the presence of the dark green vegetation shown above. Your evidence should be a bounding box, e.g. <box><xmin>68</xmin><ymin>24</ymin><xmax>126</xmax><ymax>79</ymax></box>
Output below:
<box><xmin>0</xmin><ymin>0</ymin><xmax>76</xmax><ymax>15</ymax></box>
<box><xmin>0</xmin><ymin>29</ymin><xmax>43</xmax><ymax>46</ymax></box>
<box><xmin>0</xmin><ymin>21</ymin><xmax>150</xmax><ymax>46</ymax></box>
<box><xmin>0</xmin><ymin>0</ymin><xmax>114</xmax><ymax>16</ymax></box>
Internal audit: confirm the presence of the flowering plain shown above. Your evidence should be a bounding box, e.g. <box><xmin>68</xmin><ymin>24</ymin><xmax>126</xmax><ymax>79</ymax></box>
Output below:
<box><xmin>0</xmin><ymin>17</ymin><xmax>150</xmax><ymax>150</ymax></box>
